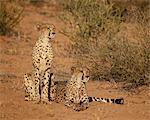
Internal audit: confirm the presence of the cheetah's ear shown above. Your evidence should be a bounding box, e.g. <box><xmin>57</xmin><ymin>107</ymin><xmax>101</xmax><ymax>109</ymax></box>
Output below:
<box><xmin>35</xmin><ymin>23</ymin><xmax>42</xmax><ymax>31</ymax></box>
<box><xmin>83</xmin><ymin>67</ymin><xmax>90</xmax><ymax>77</ymax></box>
<box><xmin>71</xmin><ymin>67</ymin><xmax>76</xmax><ymax>75</ymax></box>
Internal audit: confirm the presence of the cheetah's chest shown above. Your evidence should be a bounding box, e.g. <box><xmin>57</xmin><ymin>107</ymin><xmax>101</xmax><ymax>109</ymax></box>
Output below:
<box><xmin>32</xmin><ymin>40</ymin><xmax>53</xmax><ymax>70</ymax></box>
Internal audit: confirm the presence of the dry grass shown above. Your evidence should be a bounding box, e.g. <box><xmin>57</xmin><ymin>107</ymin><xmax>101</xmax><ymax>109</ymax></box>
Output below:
<box><xmin>0</xmin><ymin>1</ymin><xmax>23</xmax><ymax>35</ymax></box>
<box><xmin>59</xmin><ymin>0</ymin><xmax>150</xmax><ymax>88</ymax></box>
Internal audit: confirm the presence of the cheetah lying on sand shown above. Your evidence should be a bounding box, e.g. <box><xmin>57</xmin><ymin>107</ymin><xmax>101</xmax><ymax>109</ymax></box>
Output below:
<box><xmin>53</xmin><ymin>67</ymin><xmax>124</xmax><ymax>111</ymax></box>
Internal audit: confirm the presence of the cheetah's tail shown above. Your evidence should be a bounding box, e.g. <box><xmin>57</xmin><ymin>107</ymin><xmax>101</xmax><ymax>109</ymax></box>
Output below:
<box><xmin>88</xmin><ymin>96</ymin><xmax>124</xmax><ymax>104</ymax></box>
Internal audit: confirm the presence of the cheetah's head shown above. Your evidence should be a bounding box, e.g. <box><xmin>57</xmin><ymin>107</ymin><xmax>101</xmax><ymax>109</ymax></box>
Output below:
<box><xmin>71</xmin><ymin>67</ymin><xmax>90</xmax><ymax>83</ymax></box>
<box><xmin>36</xmin><ymin>23</ymin><xmax>56</xmax><ymax>39</ymax></box>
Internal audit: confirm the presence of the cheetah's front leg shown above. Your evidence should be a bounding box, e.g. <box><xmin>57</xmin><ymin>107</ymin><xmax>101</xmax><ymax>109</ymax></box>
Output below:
<box><xmin>40</xmin><ymin>69</ymin><xmax>55</xmax><ymax>104</ymax></box>
<box><xmin>74</xmin><ymin>85</ymin><xmax>89</xmax><ymax>111</ymax></box>
<box><xmin>32</xmin><ymin>69</ymin><xmax>41</xmax><ymax>102</ymax></box>
<box><xmin>24</xmin><ymin>73</ymin><xmax>35</xmax><ymax>101</ymax></box>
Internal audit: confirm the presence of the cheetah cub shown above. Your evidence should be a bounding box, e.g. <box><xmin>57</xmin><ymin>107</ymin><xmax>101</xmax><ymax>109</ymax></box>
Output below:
<box><xmin>24</xmin><ymin>23</ymin><xmax>56</xmax><ymax>103</ymax></box>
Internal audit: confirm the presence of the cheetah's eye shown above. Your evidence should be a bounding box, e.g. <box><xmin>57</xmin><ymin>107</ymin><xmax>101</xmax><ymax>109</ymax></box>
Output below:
<box><xmin>85</xmin><ymin>76</ymin><xmax>89</xmax><ymax>78</ymax></box>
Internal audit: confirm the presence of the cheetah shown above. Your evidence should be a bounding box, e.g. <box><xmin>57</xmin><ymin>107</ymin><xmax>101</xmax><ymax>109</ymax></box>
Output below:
<box><xmin>54</xmin><ymin>67</ymin><xmax>124</xmax><ymax>111</ymax></box>
<box><xmin>24</xmin><ymin>23</ymin><xmax>56</xmax><ymax>103</ymax></box>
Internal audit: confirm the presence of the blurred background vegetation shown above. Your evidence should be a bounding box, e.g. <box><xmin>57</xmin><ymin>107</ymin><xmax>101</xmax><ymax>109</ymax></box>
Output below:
<box><xmin>0</xmin><ymin>1</ymin><xmax>23</xmax><ymax>35</ymax></box>
<box><xmin>58</xmin><ymin>0</ymin><xmax>150</xmax><ymax>89</ymax></box>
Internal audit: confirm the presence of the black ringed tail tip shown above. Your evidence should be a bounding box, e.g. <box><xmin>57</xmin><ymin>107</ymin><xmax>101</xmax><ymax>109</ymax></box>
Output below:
<box><xmin>88</xmin><ymin>96</ymin><xmax>93</xmax><ymax>102</ymax></box>
<box><xmin>88</xmin><ymin>96</ymin><xmax>124</xmax><ymax>104</ymax></box>
<box><xmin>115</xmin><ymin>98</ymin><xmax>124</xmax><ymax>104</ymax></box>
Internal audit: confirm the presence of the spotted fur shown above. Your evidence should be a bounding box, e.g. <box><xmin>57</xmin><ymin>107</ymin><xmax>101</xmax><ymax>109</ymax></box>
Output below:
<box><xmin>24</xmin><ymin>73</ymin><xmax>35</xmax><ymax>101</ymax></box>
<box><xmin>54</xmin><ymin>67</ymin><xmax>124</xmax><ymax>111</ymax></box>
<box><xmin>24</xmin><ymin>23</ymin><xmax>56</xmax><ymax>103</ymax></box>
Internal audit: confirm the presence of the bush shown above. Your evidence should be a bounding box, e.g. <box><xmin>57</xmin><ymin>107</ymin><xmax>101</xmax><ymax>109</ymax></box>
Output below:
<box><xmin>28</xmin><ymin>0</ymin><xmax>44</xmax><ymax>6</ymax></box>
<box><xmin>107</xmin><ymin>37</ymin><xmax>149</xmax><ymax>84</ymax></box>
<box><xmin>59</xmin><ymin>0</ymin><xmax>150</xmax><ymax>87</ymax></box>
<box><xmin>26</xmin><ymin>0</ymin><xmax>53</xmax><ymax>7</ymax></box>
<box><xmin>0</xmin><ymin>1</ymin><xmax>23</xmax><ymax>35</ymax></box>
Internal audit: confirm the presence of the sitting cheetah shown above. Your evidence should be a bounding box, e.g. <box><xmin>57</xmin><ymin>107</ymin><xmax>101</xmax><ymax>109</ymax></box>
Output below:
<box><xmin>24</xmin><ymin>23</ymin><xmax>56</xmax><ymax>103</ymax></box>
<box><xmin>54</xmin><ymin>67</ymin><xmax>124</xmax><ymax>111</ymax></box>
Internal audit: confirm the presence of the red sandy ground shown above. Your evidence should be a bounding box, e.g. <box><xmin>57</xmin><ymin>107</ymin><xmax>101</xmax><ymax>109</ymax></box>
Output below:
<box><xmin>0</xmin><ymin>3</ymin><xmax>149</xmax><ymax>120</ymax></box>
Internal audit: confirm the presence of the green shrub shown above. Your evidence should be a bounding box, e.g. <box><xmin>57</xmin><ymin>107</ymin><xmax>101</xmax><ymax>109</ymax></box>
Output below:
<box><xmin>59</xmin><ymin>0</ymin><xmax>150</xmax><ymax>87</ymax></box>
<box><xmin>0</xmin><ymin>1</ymin><xmax>23</xmax><ymax>35</ymax></box>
